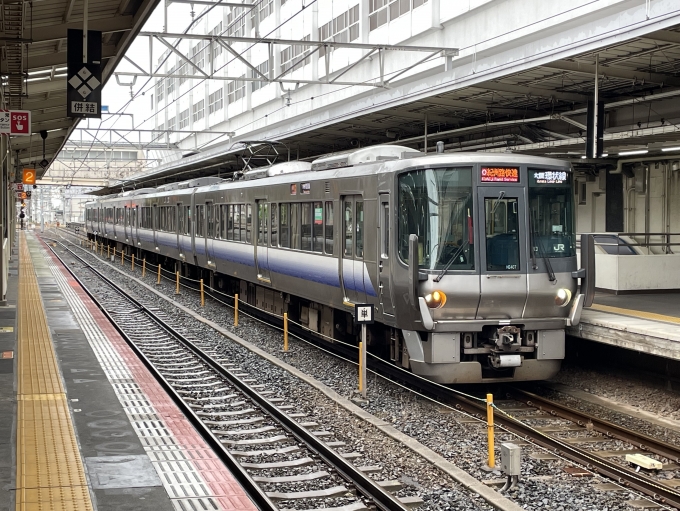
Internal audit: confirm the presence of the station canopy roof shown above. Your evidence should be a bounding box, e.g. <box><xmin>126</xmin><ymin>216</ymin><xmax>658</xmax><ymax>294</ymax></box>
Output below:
<box><xmin>94</xmin><ymin>23</ymin><xmax>680</xmax><ymax>195</ymax></box>
<box><xmin>12</xmin><ymin>0</ymin><xmax>158</xmax><ymax>179</ymax></box>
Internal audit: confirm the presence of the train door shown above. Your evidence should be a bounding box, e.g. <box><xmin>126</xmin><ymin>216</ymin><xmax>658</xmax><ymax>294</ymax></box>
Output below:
<box><xmin>378</xmin><ymin>194</ymin><xmax>394</xmax><ymax>316</ymax></box>
<box><xmin>255</xmin><ymin>200</ymin><xmax>271</xmax><ymax>283</ymax></box>
<box><xmin>476</xmin><ymin>186</ymin><xmax>527</xmax><ymax>319</ymax></box>
<box><xmin>341</xmin><ymin>195</ymin><xmax>367</xmax><ymax>304</ymax></box>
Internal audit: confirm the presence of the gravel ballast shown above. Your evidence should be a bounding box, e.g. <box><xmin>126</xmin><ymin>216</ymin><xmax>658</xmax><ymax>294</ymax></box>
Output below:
<box><xmin>51</xmin><ymin>234</ymin><xmax>675</xmax><ymax>510</ymax></box>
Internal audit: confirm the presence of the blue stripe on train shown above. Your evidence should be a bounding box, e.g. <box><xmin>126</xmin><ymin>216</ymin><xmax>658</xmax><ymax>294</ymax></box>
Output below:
<box><xmin>153</xmin><ymin>236</ymin><xmax>376</xmax><ymax>296</ymax></box>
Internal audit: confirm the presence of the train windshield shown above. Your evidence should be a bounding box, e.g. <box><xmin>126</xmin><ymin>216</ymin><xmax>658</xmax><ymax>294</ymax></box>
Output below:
<box><xmin>528</xmin><ymin>169</ymin><xmax>575</xmax><ymax>258</ymax></box>
<box><xmin>398</xmin><ymin>167</ymin><xmax>474</xmax><ymax>270</ymax></box>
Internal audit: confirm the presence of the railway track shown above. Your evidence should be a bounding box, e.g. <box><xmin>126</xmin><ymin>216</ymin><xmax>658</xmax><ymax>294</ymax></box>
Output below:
<box><xmin>45</xmin><ymin>237</ymin><xmax>413</xmax><ymax>511</ymax></box>
<box><xmin>51</xmin><ymin>230</ymin><xmax>680</xmax><ymax>508</ymax></box>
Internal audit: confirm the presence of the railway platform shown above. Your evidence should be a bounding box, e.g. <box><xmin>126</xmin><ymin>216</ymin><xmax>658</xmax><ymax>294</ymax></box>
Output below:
<box><xmin>0</xmin><ymin>231</ymin><xmax>257</xmax><ymax>511</ymax></box>
<box><xmin>567</xmin><ymin>292</ymin><xmax>680</xmax><ymax>361</ymax></box>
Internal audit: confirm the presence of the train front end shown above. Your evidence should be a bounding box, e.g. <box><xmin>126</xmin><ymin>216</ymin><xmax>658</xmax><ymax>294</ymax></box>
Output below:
<box><xmin>394</xmin><ymin>157</ymin><xmax>593</xmax><ymax>384</ymax></box>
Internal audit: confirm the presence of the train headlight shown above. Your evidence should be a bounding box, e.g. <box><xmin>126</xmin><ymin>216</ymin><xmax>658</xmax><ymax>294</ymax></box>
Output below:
<box><xmin>424</xmin><ymin>290</ymin><xmax>447</xmax><ymax>309</ymax></box>
<box><xmin>555</xmin><ymin>288</ymin><xmax>572</xmax><ymax>307</ymax></box>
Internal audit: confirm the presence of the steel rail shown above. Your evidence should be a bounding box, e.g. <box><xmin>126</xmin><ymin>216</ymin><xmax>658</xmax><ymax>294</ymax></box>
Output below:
<box><xmin>51</xmin><ymin>231</ymin><xmax>680</xmax><ymax>508</ymax></box>
<box><xmin>46</xmin><ymin>237</ymin><xmax>409</xmax><ymax>511</ymax></box>
<box><xmin>43</xmin><ymin>239</ymin><xmax>277</xmax><ymax>511</ymax></box>
<box><xmin>508</xmin><ymin>388</ymin><xmax>680</xmax><ymax>463</ymax></box>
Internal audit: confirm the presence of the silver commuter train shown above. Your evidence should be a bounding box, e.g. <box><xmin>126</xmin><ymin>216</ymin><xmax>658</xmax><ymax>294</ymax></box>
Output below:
<box><xmin>85</xmin><ymin>146</ymin><xmax>593</xmax><ymax>384</ymax></box>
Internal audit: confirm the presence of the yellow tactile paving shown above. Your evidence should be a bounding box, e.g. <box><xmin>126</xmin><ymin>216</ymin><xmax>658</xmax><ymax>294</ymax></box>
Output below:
<box><xmin>591</xmin><ymin>303</ymin><xmax>680</xmax><ymax>325</ymax></box>
<box><xmin>15</xmin><ymin>233</ymin><xmax>93</xmax><ymax>511</ymax></box>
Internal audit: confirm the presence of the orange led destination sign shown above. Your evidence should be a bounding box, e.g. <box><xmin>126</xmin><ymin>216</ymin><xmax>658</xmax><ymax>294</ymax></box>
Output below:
<box><xmin>481</xmin><ymin>166</ymin><xmax>519</xmax><ymax>183</ymax></box>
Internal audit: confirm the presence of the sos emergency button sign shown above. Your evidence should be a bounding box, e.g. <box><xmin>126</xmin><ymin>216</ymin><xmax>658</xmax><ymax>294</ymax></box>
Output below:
<box><xmin>0</xmin><ymin>110</ymin><xmax>31</xmax><ymax>136</ymax></box>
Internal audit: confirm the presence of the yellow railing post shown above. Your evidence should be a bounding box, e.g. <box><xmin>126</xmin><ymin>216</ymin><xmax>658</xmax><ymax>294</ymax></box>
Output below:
<box><xmin>157</xmin><ymin>264</ymin><xmax>161</xmax><ymax>285</ymax></box>
<box><xmin>487</xmin><ymin>393</ymin><xmax>495</xmax><ymax>469</ymax></box>
<box><xmin>358</xmin><ymin>341</ymin><xmax>364</xmax><ymax>394</ymax></box>
<box><xmin>175</xmin><ymin>271</ymin><xmax>180</xmax><ymax>295</ymax></box>
<box><xmin>234</xmin><ymin>293</ymin><xmax>239</xmax><ymax>327</ymax></box>
<box><xmin>121</xmin><ymin>250</ymin><xmax>124</xmax><ymax>265</ymax></box>
<box><xmin>131</xmin><ymin>253</ymin><xmax>135</xmax><ymax>271</ymax></box>
<box><xmin>107</xmin><ymin>245</ymin><xmax>110</xmax><ymax>258</ymax></box>
<box><xmin>283</xmin><ymin>313</ymin><xmax>288</xmax><ymax>351</ymax></box>
<box><xmin>142</xmin><ymin>258</ymin><xmax>146</xmax><ymax>278</ymax></box>
<box><xmin>200</xmin><ymin>279</ymin><xmax>204</xmax><ymax>307</ymax></box>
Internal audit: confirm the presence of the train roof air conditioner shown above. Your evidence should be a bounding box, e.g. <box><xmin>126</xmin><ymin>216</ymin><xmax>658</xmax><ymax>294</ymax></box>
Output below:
<box><xmin>120</xmin><ymin>188</ymin><xmax>156</xmax><ymax>197</ymax></box>
<box><xmin>311</xmin><ymin>145</ymin><xmax>421</xmax><ymax>171</ymax></box>
<box><xmin>177</xmin><ymin>177</ymin><xmax>225</xmax><ymax>189</ymax></box>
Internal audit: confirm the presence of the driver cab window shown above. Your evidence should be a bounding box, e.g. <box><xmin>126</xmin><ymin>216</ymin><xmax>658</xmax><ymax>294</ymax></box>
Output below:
<box><xmin>485</xmin><ymin>197</ymin><xmax>520</xmax><ymax>271</ymax></box>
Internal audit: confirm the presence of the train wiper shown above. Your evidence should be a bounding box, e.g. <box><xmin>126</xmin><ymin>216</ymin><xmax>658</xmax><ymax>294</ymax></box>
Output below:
<box><xmin>529</xmin><ymin>207</ymin><xmax>556</xmax><ymax>282</ymax></box>
<box><xmin>434</xmin><ymin>240</ymin><xmax>469</xmax><ymax>282</ymax></box>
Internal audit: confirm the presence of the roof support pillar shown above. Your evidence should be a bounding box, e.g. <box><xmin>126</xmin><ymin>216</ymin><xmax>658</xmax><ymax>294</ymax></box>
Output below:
<box><xmin>83</xmin><ymin>0</ymin><xmax>88</xmax><ymax>63</ymax></box>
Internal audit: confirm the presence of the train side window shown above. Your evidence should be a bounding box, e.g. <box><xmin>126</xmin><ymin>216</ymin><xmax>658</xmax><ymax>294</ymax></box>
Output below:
<box><xmin>279</xmin><ymin>203</ymin><xmax>289</xmax><ymax>248</ymax></box>
<box><xmin>291</xmin><ymin>203</ymin><xmax>300</xmax><ymax>250</ymax></box>
<box><xmin>196</xmin><ymin>206</ymin><xmax>205</xmax><ymax>237</ymax></box>
<box><xmin>270</xmin><ymin>203</ymin><xmax>278</xmax><ymax>247</ymax></box>
<box><xmin>240</xmin><ymin>205</ymin><xmax>247</xmax><ymax>242</ymax></box>
<box><xmin>381</xmin><ymin>202</ymin><xmax>389</xmax><ymax>258</ymax></box>
<box><xmin>258</xmin><ymin>203</ymin><xmax>268</xmax><ymax>245</ymax></box>
<box><xmin>325</xmin><ymin>201</ymin><xmax>334</xmax><ymax>255</ymax></box>
<box><xmin>207</xmin><ymin>204</ymin><xmax>215</xmax><ymax>238</ymax></box>
<box><xmin>301</xmin><ymin>203</ymin><xmax>312</xmax><ymax>251</ymax></box>
<box><xmin>344</xmin><ymin>200</ymin><xmax>353</xmax><ymax>257</ymax></box>
<box><xmin>356</xmin><ymin>200</ymin><xmax>364</xmax><ymax>259</ymax></box>
<box><xmin>233</xmin><ymin>205</ymin><xmax>241</xmax><ymax>241</ymax></box>
<box><xmin>178</xmin><ymin>206</ymin><xmax>185</xmax><ymax>234</ymax></box>
<box><xmin>246</xmin><ymin>204</ymin><xmax>252</xmax><ymax>243</ymax></box>
<box><xmin>220</xmin><ymin>205</ymin><xmax>226</xmax><ymax>238</ymax></box>
<box><xmin>227</xmin><ymin>205</ymin><xmax>234</xmax><ymax>240</ymax></box>
<box><xmin>312</xmin><ymin>202</ymin><xmax>323</xmax><ymax>253</ymax></box>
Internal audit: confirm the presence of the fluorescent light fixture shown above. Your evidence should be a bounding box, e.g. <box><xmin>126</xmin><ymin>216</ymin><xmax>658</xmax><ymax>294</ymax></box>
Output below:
<box><xmin>661</xmin><ymin>146</ymin><xmax>680</xmax><ymax>152</ymax></box>
<box><xmin>601</xmin><ymin>153</ymin><xmax>608</xmax><ymax>157</ymax></box>
<box><xmin>618</xmin><ymin>150</ymin><xmax>648</xmax><ymax>156</ymax></box>
<box><xmin>581</xmin><ymin>155</ymin><xmax>586</xmax><ymax>159</ymax></box>
<box><xmin>27</xmin><ymin>69</ymin><xmax>51</xmax><ymax>77</ymax></box>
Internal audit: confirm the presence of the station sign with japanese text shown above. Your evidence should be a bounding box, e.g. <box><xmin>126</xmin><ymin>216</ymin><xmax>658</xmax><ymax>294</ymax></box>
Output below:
<box><xmin>67</xmin><ymin>29</ymin><xmax>102</xmax><ymax>118</ymax></box>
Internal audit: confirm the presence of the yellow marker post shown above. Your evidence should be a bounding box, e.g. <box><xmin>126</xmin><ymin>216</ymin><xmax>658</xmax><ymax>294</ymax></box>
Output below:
<box><xmin>487</xmin><ymin>393</ymin><xmax>495</xmax><ymax>469</ymax></box>
<box><xmin>234</xmin><ymin>293</ymin><xmax>239</xmax><ymax>327</ymax></box>
<box><xmin>283</xmin><ymin>313</ymin><xmax>289</xmax><ymax>351</ymax></box>
<box><xmin>131</xmin><ymin>254</ymin><xmax>135</xmax><ymax>271</ymax></box>
<box><xmin>107</xmin><ymin>245</ymin><xmax>110</xmax><ymax>258</ymax></box>
<box><xmin>175</xmin><ymin>271</ymin><xmax>180</xmax><ymax>294</ymax></box>
<box><xmin>142</xmin><ymin>258</ymin><xmax>146</xmax><ymax>278</ymax></box>
<box><xmin>157</xmin><ymin>264</ymin><xmax>161</xmax><ymax>285</ymax></box>
<box><xmin>200</xmin><ymin>279</ymin><xmax>205</xmax><ymax>307</ymax></box>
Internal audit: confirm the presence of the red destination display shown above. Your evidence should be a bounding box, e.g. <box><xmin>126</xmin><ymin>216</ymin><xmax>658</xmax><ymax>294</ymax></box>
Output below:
<box><xmin>481</xmin><ymin>166</ymin><xmax>519</xmax><ymax>183</ymax></box>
